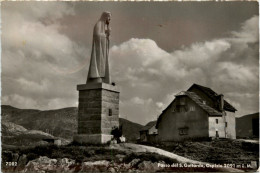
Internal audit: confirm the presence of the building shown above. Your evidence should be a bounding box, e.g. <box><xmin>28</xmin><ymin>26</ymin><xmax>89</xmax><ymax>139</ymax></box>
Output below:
<box><xmin>156</xmin><ymin>84</ymin><xmax>237</xmax><ymax>142</ymax></box>
<box><xmin>42</xmin><ymin>138</ymin><xmax>62</xmax><ymax>146</ymax></box>
<box><xmin>139</xmin><ymin>121</ymin><xmax>158</xmax><ymax>143</ymax></box>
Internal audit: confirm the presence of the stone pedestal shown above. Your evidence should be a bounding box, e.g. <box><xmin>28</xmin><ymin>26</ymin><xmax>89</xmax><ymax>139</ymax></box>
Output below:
<box><xmin>73</xmin><ymin>83</ymin><xmax>120</xmax><ymax>144</ymax></box>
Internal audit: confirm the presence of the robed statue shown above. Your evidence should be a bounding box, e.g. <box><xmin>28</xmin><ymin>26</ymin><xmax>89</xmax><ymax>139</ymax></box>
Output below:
<box><xmin>87</xmin><ymin>12</ymin><xmax>112</xmax><ymax>84</ymax></box>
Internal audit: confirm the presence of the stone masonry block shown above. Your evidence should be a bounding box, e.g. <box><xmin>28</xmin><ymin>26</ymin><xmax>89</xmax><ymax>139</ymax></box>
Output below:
<box><xmin>78</xmin><ymin>121</ymin><xmax>101</xmax><ymax>128</ymax></box>
<box><xmin>102</xmin><ymin>128</ymin><xmax>113</xmax><ymax>134</ymax></box>
<box><xmin>78</xmin><ymin>127</ymin><xmax>101</xmax><ymax>134</ymax></box>
<box><xmin>83</xmin><ymin>108</ymin><xmax>102</xmax><ymax>114</ymax></box>
<box><xmin>79</xmin><ymin>114</ymin><xmax>101</xmax><ymax>121</ymax></box>
<box><xmin>102</xmin><ymin>116</ymin><xmax>119</xmax><ymax>121</ymax></box>
<box><xmin>79</xmin><ymin>90</ymin><xmax>102</xmax><ymax>99</ymax></box>
<box><xmin>76</xmin><ymin>83</ymin><xmax>119</xmax><ymax>142</ymax></box>
<box><xmin>101</xmin><ymin>121</ymin><xmax>119</xmax><ymax>128</ymax></box>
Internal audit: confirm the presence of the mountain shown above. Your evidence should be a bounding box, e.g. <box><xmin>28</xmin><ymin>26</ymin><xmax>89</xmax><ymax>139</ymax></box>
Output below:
<box><xmin>119</xmin><ymin>118</ymin><xmax>143</xmax><ymax>142</ymax></box>
<box><xmin>1</xmin><ymin>105</ymin><xmax>143</xmax><ymax>141</ymax></box>
<box><xmin>236</xmin><ymin>112</ymin><xmax>259</xmax><ymax>138</ymax></box>
<box><xmin>2</xmin><ymin>105</ymin><xmax>77</xmax><ymax>140</ymax></box>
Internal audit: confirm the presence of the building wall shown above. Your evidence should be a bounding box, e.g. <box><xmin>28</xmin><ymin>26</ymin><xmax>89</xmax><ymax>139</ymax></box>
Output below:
<box><xmin>147</xmin><ymin>134</ymin><xmax>158</xmax><ymax>143</ymax></box>
<box><xmin>148</xmin><ymin>125</ymin><xmax>158</xmax><ymax>135</ymax></box>
<box><xmin>78</xmin><ymin>89</ymin><xmax>102</xmax><ymax>134</ymax></box>
<box><xmin>208</xmin><ymin>116</ymin><xmax>225</xmax><ymax>138</ymax></box>
<box><xmin>157</xmin><ymin>96</ymin><xmax>209</xmax><ymax>142</ymax></box>
<box><xmin>140</xmin><ymin>131</ymin><xmax>148</xmax><ymax>142</ymax></box>
<box><xmin>78</xmin><ymin>88</ymin><xmax>119</xmax><ymax>135</ymax></box>
<box><xmin>208</xmin><ymin>112</ymin><xmax>236</xmax><ymax>139</ymax></box>
<box><xmin>101</xmin><ymin>89</ymin><xmax>120</xmax><ymax>135</ymax></box>
<box><xmin>225</xmin><ymin>112</ymin><xmax>236</xmax><ymax>139</ymax></box>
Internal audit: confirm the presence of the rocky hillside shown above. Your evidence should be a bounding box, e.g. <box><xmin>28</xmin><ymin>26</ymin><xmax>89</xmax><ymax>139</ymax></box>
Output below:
<box><xmin>2</xmin><ymin>120</ymin><xmax>55</xmax><ymax>146</ymax></box>
<box><xmin>1</xmin><ymin>105</ymin><xmax>143</xmax><ymax>141</ymax></box>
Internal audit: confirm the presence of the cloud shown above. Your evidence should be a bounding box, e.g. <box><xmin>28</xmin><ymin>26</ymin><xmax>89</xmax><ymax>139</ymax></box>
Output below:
<box><xmin>110</xmin><ymin>15</ymin><xmax>258</xmax><ymax>124</ymax></box>
<box><xmin>2</xmin><ymin>2</ymin><xmax>88</xmax><ymax>110</ymax></box>
<box><xmin>231</xmin><ymin>15</ymin><xmax>258</xmax><ymax>43</ymax></box>
<box><xmin>1</xmin><ymin>3</ymin><xmax>258</xmax><ymax>126</ymax></box>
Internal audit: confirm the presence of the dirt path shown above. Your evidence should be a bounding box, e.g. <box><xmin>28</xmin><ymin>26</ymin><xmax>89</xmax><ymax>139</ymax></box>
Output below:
<box><xmin>237</xmin><ymin>139</ymin><xmax>259</xmax><ymax>144</ymax></box>
<box><xmin>110</xmin><ymin>143</ymin><xmax>243</xmax><ymax>172</ymax></box>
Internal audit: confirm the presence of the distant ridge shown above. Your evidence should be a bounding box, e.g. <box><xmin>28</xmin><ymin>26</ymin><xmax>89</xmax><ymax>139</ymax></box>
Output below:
<box><xmin>236</xmin><ymin>112</ymin><xmax>259</xmax><ymax>138</ymax></box>
<box><xmin>1</xmin><ymin>105</ymin><xmax>143</xmax><ymax>142</ymax></box>
<box><xmin>119</xmin><ymin>118</ymin><xmax>143</xmax><ymax>142</ymax></box>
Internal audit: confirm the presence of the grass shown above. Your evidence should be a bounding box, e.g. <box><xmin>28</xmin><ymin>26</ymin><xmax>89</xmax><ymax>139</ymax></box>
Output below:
<box><xmin>149</xmin><ymin>139</ymin><xmax>259</xmax><ymax>165</ymax></box>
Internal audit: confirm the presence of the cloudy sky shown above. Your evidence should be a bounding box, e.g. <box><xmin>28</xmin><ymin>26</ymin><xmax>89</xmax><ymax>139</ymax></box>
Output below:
<box><xmin>2</xmin><ymin>2</ymin><xmax>259</xmax><ymax>125</ymax></box>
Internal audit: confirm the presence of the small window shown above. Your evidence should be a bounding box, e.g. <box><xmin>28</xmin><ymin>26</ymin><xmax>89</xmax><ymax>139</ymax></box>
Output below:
<box><xmin>190</xmin><ymin>106</ymin><xmax>195</xmax><ymax>111</ymax></box>
<box><xmin>179</xmin><ymin>127</ymin><xmax>189</xmax><ymax>135</ymax></box>
<box><xmin>216</xmin><ymin>131</ymin><xmax>219</xmax><ymax>138</ymax></box>
<box><xmin>175</xmin><ymin>105</ymin><xmax>187</xmax><ymax>112</ymax></box>
<box><xmin>179</xmin><ymin>97</ymin><xmax>186</xmax><ymax>105</ymax></box>
<box><xmin>225</xmin><ymin>122</ymin><xmax>228</xmax><ymax>127</ymax></box>
<box><xmin>109</xmin><ymin>109</ymin><xmax>112</xmax><ymax>116</ymax></box>
<box><xmin>180</xmin><ymin>106</ymin><xmax>186</xmax><ymax>112</ymax></box>
<box><xmin>216</xmin><ymin>119</ymin><xmax>218</xmax><ymax>124</ymax></box>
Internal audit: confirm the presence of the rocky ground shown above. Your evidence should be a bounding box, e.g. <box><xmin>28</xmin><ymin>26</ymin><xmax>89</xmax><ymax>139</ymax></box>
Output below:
<box><xmin>2</xmin><ymin>142</ymin><xmax>252</xmax><ymax>172</ymax></box>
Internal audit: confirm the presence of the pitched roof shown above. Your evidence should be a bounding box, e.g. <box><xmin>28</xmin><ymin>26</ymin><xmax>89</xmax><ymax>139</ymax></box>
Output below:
<box><xmin>156</xmin><ymin>91</ymin><xmax>222</xmax><ymax>128</ymax></box>
<box><xmin>188</xmin><ymin>84</ymin><xmax>237</xmax><ymax>112</ymax></box>
<box><xmin>176</xmin><ymin>91</ymin><xmax>222</xmax><ymax>116</ymax></box>
<box><xmin>140</xmin><ymin>121</ymin><xmax>157</xmax><ymax>132</ymax></box>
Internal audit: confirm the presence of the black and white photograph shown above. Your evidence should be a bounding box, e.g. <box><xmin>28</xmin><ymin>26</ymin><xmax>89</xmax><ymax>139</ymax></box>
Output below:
<box><xmin>1</xmin><ymin>1</ymin><xmax>259</xmax><ymax>172</ymax></box>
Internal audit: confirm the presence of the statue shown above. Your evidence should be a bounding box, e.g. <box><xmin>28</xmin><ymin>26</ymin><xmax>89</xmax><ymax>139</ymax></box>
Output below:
<box><xmin>87</xmin><ymin>12</ymin><xmax>111</xmax><ymax>84</ymax></box>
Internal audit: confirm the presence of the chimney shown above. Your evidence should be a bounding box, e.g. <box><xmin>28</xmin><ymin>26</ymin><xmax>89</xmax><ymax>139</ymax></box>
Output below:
<box><xmin>218</xmin><ymin>94</ymin><xmax>224</xmax><ymax>112</ymax></box>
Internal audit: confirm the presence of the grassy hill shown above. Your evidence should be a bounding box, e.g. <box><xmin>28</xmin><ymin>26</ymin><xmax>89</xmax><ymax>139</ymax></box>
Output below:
<box><xmin>1</xmin><ymin>105</ymin><xmax>143</xmax><ymax>142</ymax></box>
<box><xmin>2</xmin><ymin>105</ymin><xmax>77</xmax><ymax>140</ymax></box>
<box><xmin>236</xmin><ymin>112</ymin><xmax>259</xmax><ymax>138</ymax></box>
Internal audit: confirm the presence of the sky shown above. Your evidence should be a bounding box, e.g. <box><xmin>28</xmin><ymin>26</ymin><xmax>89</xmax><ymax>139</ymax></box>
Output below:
<box><xmin>1</xmin><ymin>2</ymin><xmax>259</xmax><ymax>125</ymax></box>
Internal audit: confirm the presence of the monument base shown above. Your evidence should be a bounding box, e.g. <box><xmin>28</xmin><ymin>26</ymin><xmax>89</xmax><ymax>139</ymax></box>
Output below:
<box><xmin>73</xmin><ymin>134</ymin><xmax>113</xmax><ymax>144</ymax></box>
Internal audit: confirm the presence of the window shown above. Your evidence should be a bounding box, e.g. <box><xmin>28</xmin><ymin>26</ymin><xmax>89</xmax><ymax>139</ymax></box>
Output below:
<box><xmin>179</xmin><ymin>97</ymin><xmax>186</xmax><ymax>105</ymax></box>
<box><xmin>216</xmin><ymin>119</ymin><xmax>218</xmax><ymax>124</ymax></box>
<box><xmin>225</xmin><ymin>122</ymin><xmax>228</xmax><ymax>127</ymax></box>
<box><xmin>190</xmin><ymin>106</ymin><xmax>195</xmax><ymax>111</ymax></box>
<box><xmin>179</xmin><ymin>127</ymin><xmax>189</xmax><ymax>135</ymax></box>
<box><xmin>175</xmin><ymin>105</ymin><xmax>188</xmax><ymax>113</ymax></box>
<box><xmin>109</xmin><ymin>109</ymin><xmax>112</xmax><ymax>116</ymax></box>
<box><xmin>179</xmin><ymin>106</ymin><xmax>186</xmax><ymax>112</ymax></box>
<box><xmin>216</xmin><ymin>131</ymin><xmax>219</xmax><ymax>138</ymax></box>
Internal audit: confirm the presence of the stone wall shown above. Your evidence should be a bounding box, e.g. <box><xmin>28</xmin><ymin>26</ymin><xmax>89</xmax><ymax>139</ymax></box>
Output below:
<box><xmin>101</xmin><ymin>89</ymin><xmax>119</xmax><ymax>135</ymax></box>
<box><xmin>75</xmin><ymin>83</ymin><xmax>120</xmax><ymax>144</ymax></box>
<box><xmin>78</xmin><ymin>89</ymin><xmax>102</xmax><ymax>134</ymax></box>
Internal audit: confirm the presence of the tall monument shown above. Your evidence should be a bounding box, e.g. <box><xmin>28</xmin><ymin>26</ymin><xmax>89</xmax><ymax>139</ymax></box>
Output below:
<box><xmin>74</xmin><ymin>12</ymin><xmax>120</xmax><ymax>144</ymax></box>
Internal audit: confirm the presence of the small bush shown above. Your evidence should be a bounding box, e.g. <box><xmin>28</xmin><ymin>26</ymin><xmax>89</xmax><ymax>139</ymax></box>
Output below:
<box><xmin>27</xmin><ymin>153</ymin><xmax>39</xmax><ymax>161</ymax></box>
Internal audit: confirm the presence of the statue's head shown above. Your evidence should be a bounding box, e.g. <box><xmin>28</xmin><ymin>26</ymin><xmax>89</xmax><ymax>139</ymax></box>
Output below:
<box><xmin>100</xmin><ymin>11</ymin><xmax>111</xmax><ymax>25</ymax></box>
